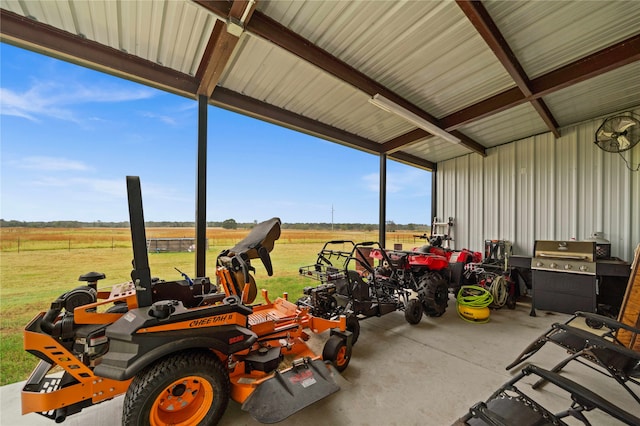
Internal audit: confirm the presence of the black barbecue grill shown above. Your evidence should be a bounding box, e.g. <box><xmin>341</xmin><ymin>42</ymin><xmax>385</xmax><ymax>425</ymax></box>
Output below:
<box><xmin>530</xmin><ymin>240</ymin><xmax>598</xmax><ymax>315</ymax></box>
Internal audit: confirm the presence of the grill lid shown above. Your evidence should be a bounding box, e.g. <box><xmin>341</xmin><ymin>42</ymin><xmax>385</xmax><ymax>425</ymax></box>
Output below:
<box><xmin>533</xmin><ymin>240</ymin><xmax>596</xmax><ymax>262</ymax></box>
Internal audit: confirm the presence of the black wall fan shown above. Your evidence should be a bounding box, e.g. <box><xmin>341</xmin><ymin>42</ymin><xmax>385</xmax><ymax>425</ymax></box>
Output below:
<box><xmin>595</xmin><ymin>114</ymin><xmax>640</xmax><ymax>153</ymax></box>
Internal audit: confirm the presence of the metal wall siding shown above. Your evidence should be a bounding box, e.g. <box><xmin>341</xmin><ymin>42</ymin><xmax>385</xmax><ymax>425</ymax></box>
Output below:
<box><xmin>482</xmin><ymin>148</ymin><xmax>500</xmax><ymax>245</ymax></box>
<box><xmin>469</xmin><ymin>154</ymin><xmax>485</xmax><ymax>252</ymax></box>
<box><xmin>575</xmin><ymin>120</ymin><xmax>602</xmax><ymax>241</ymax></box>
<box><xmin>454</xmin><ymin>156</ymin><xmax>470</xmax><ymax>249</ymax></box>
<box><xmin>498</xmin><ymin>144</ymin><xmax>517</xmax><ymax>243</ymax></box>
<box><xmin>536</xmin><ymin>134</ymin><xmax>557</xmax><ymax>243</ymax></box>
<box><xmin>554</xmin><ymin>131</ymin><xmax>578</xmax><ymax>240</ymax></box>
<box><xmin>515</xmin><ymin>138</ymin><xmax>535</xmax><ymax>255</ymax></box>
<box><xmin>437</xmin><ymin>107</ymin><xmax>640</xmax><ymax>262</ymax></box>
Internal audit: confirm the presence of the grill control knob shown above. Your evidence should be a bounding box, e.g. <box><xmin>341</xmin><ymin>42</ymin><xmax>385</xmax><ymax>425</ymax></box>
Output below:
<box><xmin>550</xmin><ymin>262</ymin><xmax>557</xmax><ymax>268</ymax></box>
<box><xmin>579</xmin><ymin>265</ymin><xmax>588</xmax><ymax>272</ymax></box>
<box><xmin>564</xmin><ymin>264</ymin><xmax>572</xmax><ymax>270</ymax></box>
<box><xmin>536</xmin><ymin>261</ymin><xmax>543</xmax><ymax>267</ymax></box>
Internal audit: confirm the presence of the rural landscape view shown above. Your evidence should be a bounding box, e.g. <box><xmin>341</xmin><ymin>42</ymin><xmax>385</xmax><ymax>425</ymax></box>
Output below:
<box><xmin>0</xmin><ymin>223</ymin><xmax>429</xmax><ymax>386</ymax></box>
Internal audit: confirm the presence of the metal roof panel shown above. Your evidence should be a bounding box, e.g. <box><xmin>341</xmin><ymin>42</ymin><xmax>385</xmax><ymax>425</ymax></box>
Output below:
<box><xmin>484</xmin><ymin>0</ymin><xmax>640</xmax><ymax>78</ymax></box>
<box><xmin>457</xmin><ymin>103</ymin><xmax>549</xmax><ymax>148</ymax></box>
<box><xmin>258</xmin><ymin>0</ymin><xmax>514</xmax><ymax>117</ymax></box>
<box><xmin>544</xmin><ymin>62</ymin><xmax>640</xmax><ymax>127</ymax></box>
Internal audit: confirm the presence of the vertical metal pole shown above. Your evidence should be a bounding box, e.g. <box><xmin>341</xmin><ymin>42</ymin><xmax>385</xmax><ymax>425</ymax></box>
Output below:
<box><xmin>431</xmin><ymin>170</ymin><xmax>437</xmax><ymax>226</ymax></box>
<box><xmin>196</xmin><ymin>95</ymin><xmax>208</xmax><ymax>277</ymax></box>
<box><xmin>379</xmin><ymin>153</ymin><xmax>387</xmax><ymax>248</ymax></box>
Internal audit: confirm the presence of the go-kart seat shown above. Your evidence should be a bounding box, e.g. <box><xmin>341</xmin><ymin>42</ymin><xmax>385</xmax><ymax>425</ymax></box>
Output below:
<box><xmin>456</xmin><ymin>364</ymin><xmax>640</xmax><ymax>426</ymax></box>
<box><xmin>505</xmin><ymin>311</ymin><xmax>640</xmax><ymax>404</ymax></box>
<box><xmin>346</xmin><ymin>270</ymin><xmax>370</xmax><ymax>301</ymax></box>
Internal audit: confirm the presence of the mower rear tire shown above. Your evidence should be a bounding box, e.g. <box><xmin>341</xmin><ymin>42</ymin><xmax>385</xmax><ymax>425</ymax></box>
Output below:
<box><xmin>122</xmin><ymin>350</ymin><xmax>229</xmax><ymax>426</ymax></box>
<box><xmin>404</xmin><ymin>298</ymin><xmax>424</xmax><ymax>324</ymax></box>
<box><xmin>421</xmin><ymin>272</ymin><xmax>449</xmax><ymax>317</ymax></box>
<box><xmin>322</xmin><ymin>335</ymin><xmax>351</xmax><ymax>372</ymax></box>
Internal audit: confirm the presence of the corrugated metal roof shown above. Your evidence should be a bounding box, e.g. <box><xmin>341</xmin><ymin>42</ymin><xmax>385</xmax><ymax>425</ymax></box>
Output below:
<box><xmin>484</xmin><ymin>0</ymin><xmax>640</xmax><ymax>78</ymax></box>
<box><xmin>457</xmin><ymin>103</ymin><xmax>549</xmax><ymax>148</ymax></box>
<box><xmin>259</xmin><ymin>0</ymin><xmax>515</xmax><ymax>117</ymax></box>
<box><xmin>2</xmin><ymin>0</ymin><xmax>215</xmax><ymax>75</ymax></box>
<box><xmin>2</xmin><ymin>0</ymin><xmax>639</xmax><ymax>167</ymax></box>
<box><xmin>545</xmin><ymin>62</ymin><xmax>640</xmax><ymax>127</ymax></box>
<box><xmin>401</xmin><ymin>137</ymin><xmax>471</xmax><ymax>164</ymax></box>
<box><xmin>221</xmin><ymin>34</ymin><xmax>409</xmax><ymax>145</ymax></box>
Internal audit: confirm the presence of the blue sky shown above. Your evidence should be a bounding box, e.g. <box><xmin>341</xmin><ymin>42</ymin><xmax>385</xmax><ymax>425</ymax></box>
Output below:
<box><xmin>1</xmin><ymin>43</ymin><xmax>432</xmax><ymax>224</ymax></box>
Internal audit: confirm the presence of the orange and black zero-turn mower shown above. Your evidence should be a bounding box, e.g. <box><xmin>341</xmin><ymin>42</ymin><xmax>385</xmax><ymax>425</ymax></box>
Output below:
<box><xmin>21</xmin><ymin>176</ymin><xmax>352</xmax><ymax>425</ymax></box>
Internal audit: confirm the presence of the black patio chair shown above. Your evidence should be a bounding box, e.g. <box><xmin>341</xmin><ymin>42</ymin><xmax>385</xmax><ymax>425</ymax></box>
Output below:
<box><xmin>505</xmin><ymin>311</ymin><xmax>640</xmax><ymax>404</ymax></box>
<box><xmin>455</xmin><ymin>364</ymin><xmax>640</xmax><ymax>425</ymax></box>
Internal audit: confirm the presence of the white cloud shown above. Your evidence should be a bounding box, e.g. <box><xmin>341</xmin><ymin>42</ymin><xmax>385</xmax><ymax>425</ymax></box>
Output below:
<box><xmin>362</xmin><ymin>169</ymin><xmax>429</xmax><ymax>195</ymax></box>
<box><xmin>19</xmin><ymin>156</ymin><xmax>89</xmax><ymax>171</ymax></box>
<box><xmin>140</xmin><ymin>111</ymin><xmax>177</xmax><ymax>126</ymax></box>
<box><xmin>0</xmin><ymin>81</ymin><xmax>156</xmax><ymax>123</ymax></box>
<box><xmin>30</xmin><ymin>176</ymin><xmax>121</xmax><ymax>195</ymax></box>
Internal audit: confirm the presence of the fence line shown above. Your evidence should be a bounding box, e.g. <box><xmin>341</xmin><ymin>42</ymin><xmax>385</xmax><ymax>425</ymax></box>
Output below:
<box><xmin>1</xmin><ymin>233</ymin><xmax>427</xmax><ymax>253</ymax></box>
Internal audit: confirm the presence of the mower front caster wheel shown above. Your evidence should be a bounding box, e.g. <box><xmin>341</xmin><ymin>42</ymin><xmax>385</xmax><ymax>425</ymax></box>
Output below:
<box><xmin>322</xmin><ymin>335</ymin><xmax>352</xmax><ymax>372</ymax></box>
<box><xmin>122</xmin><ymin>350</ymin><xmax>230</xmax><ymax>426</ymax></box>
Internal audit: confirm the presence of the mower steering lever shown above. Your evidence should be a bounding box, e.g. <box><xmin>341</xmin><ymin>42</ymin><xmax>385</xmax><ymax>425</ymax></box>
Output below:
<box><xmin>174</xmin><ymin>267</ymin><xmax>194</xmax><ymax>286</ymax></box>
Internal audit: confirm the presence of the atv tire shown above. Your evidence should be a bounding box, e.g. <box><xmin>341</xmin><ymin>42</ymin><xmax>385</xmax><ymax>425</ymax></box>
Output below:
<box><xmin>122</xmin><ymin>350</ymin><xmax>229</xmax><ymax>426</ymax></box>
<box><xmin>420</xmin><ymin>272</ymin><xmax>449</xmax><ymax>317</ymax></box>
<box><xmin>322</xmin><ymin>335</ymin><xmax>352</xmax><ymax>372</ymax></box>
<box><xmin>404</xmin><ymin>298</ymin><xmax>424</xmax><ymax>324</ymax></box>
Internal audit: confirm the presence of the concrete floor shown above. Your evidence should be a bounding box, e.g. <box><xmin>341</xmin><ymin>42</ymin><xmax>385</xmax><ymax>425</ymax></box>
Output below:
<box><xmin>2</xmin><ymin>296</ymin><xmax>639</xmax><ymax>425</ymax></box>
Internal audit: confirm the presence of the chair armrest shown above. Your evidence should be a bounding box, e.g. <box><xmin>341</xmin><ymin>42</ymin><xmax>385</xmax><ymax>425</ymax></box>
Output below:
<box><xmin>524</xmin><ymin>365</ymin><xmax>640</xmax><ymax>425</ymax></box>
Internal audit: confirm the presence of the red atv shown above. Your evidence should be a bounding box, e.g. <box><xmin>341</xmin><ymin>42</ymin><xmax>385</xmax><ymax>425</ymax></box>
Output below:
<box><xmin>370</xmin><ymin>245</ymin><xmax>450</xmax><ymax>318</ymax></box>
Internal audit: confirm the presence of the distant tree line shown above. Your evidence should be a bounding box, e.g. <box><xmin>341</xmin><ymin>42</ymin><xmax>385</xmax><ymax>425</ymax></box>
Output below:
<box><xmin>0</xmin><ymin>219</ymin><xmax>428</xmax><ymax>232</ymax></box>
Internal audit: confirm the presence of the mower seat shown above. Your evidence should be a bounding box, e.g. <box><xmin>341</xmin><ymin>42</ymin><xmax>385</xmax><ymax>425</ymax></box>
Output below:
<box><xmin>456</xmin><ymin>364</ymin><xmax>640</xmax><ymax>426</ymax></box>
<box><xmin>505</xmin><ymin>311</ymin><xmax>640</xmax><ymax>404</ymax></box>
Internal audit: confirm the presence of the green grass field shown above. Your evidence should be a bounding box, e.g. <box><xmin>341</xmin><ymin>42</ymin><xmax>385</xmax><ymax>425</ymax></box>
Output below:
<box><xmin>0</xmin><ymin>228</ymin><xmax>420</xmax><ymax>385</ymax></box>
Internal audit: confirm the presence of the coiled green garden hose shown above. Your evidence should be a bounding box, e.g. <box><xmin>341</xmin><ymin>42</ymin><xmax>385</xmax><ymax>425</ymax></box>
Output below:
<box><xmin>456</xmin><ymin>285</ymin><xmax>493</xmax><ymax>323</ymax></box>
